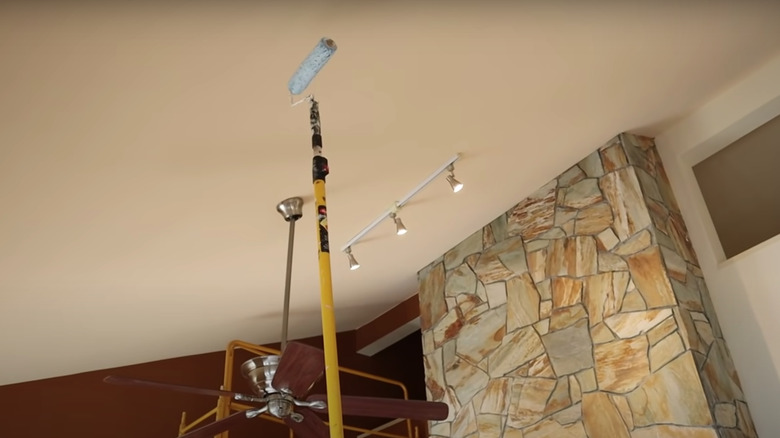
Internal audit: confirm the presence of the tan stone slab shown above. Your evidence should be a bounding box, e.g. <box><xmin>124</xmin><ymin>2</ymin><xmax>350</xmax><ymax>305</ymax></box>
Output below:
<box><xmin>442</xmin><ymin>386</ymin><xmax>461</xmax><ymax>422</ymax></box>
<box><xmin>424</xmin><ymin>348</ymin><xmax>446</xmax><ymax>401</ymax></box>
<box><xmin>576</xmin><ymin>368</ymin><xmax>598</xmax><ymax>393</ymax></box>
<box><xmin>507</xmin><ymin>273</ymin><xmax>541</xmax><ymax>332</ymax></box>
<box><xmin>483</xmin><ymin>223</ymin><xmax>496</xmax><ymax>248</ymax></box>
<box><xmin>614</xmin><ymin>229</ymin><xmax>652</xmax><ymax>256</ymax></box>
<box><xmin>525</xmin><ymin>419</ymin><xmax>587</xmax><ymax>438</ymax></box>
<box><xmin>575</xmin><ymin>202</ymin><xmax>613</xmax><ymax>235</ymax></box>
<box><xmin>630</xmin><ymin>425</ymin><xmax>718</xmax><ymax>438</ymax></box>
<box><xmin>536</xmin><ymin>279</ymin><xmax>551</xmax><ymax>300</ymax></box>
<box><xmin>552</xmin><ymin>277</ymin><xmax>583</xmax><ymax>308</ymax></box>
<box><xmin>582</xmin><ymin>392</ymin><xmax>630</xmax><ymax>438</ymax></box>
<box><xmin>546</xmin><ymin>236</ymin><xmax>598</xmax><ymax>278</ymax></box>
<box><xmin>591</xmin><ymin>322</ymin><xmax>616</xmax><ymax>344</ymax></box>
<box><xmin>542</xmin><ymin>319</ymin><xmax>594</xmax><ymax>376</ymax></box>
<box><xmin>429</xmin><ymin>421</ymin><xmax>450</xmax><ymax>437</ymax></box>
<box><xmin>621</xmin><ymin>290</ymin><xmax>647</xmax><ymax>312</ymax></box>
<box><xmin>675</xmin><ymin>308</ymin><xmax>705</xmax><ymax>354</ymax></box>
<box><xmin>544</xmin><ymin>377</ymin><xmax>572</xmax><ymax>416</ymax></box>
<box><xmin>580</xmin><ymin>151</ymin><xmax>605</xmax><ymax>177</ymax></box>
<box><xmin>488</xmin><ymin>326</ymin><xmax>545</xmax><ymax>378</ymax></box>
<box><xmin>477</xmin><ymin>413</ymin><xmax>504</xmax><ymax>438</ymax></box>
<box><xmin>604</xmin><ymin>308</ymin><xmax>672</xmax><ymax>339</ymax></box>
<box><xmin>444</xmin><ymin>229</ymin><xmax>483</xmax><ymax>270</ymax></box>
<box><xmin>702</xmin><ymin>339</ymin><xmax>744</xmax><ymax>403</ymax></box>
<box><xmin>527</xmin><ymin>249</ymin><xmax>547</xmax><ymax>283</ymax></box>
<box><xmin>627</xmin><ymin>247</ymin><xmax>677</xmax><ymax>308</ymax></box>
<box><xmin>561</xmin><ymin>178</ymin><xmax>604</xmax><ymax>209</ymax></box>
<box><xmin>595</xmin><ymin>336</ymin><xmax>650</xmax><ymax>393</ymax></box>
<box><xmin>456</xmin><ymin>306</ymin><xmax>506</xmax><ymax>364</ymax></box>
<box><xmin>446</xmin><ymin>263</ymin><xmax>477</xmax><ymax>296</ymax></box>
<box><xmin>507</xmin><ymin>180</ymin><xmax>557</xmax><ymax>240</ymax></box>
<box><xmin>480</xmin><ymin>377</ymin><xmax>511</xmax><ymax>415</ymax></box>
<box><xmin>649</xmin><ymin>332</ymin><xmax>684</xmax><ymax>372</ymax></box>
<box><xmin>627</xmin><ymin>353</ymin><xmax>713</xmax><ymax>427</ymax></box>
<box><xmin>647</xmin><ymin>315</ymin><xmax>676</xmax><ymax>346</ymax></box>
<box><xmin>474</xmin><ymin>236</ymin><xmax>527</xmax><ymax>284</ymax></box>
<box><xmin>523</xmin><ymin>353</ymin><xmax>556</xmax><ymax>379</ymax></box>
<box><xmin>449</xmin><ymin>357</ymin><xmax>490</xmax><ymax>406</ymax></box>
<box><xmin>433</xmin><ymin>308</ymin><xmax>463</xmax><ymax>347</ymax></box>
<box><xmin>507</xmin><ymin>378</ymin><xmax>556</xmax><ymax>429</ymax></box>
<box><xmin>601</xmin><ymin>141</ymin><xmax>630</xmax><ymax>171</ymax></box>
<box><xmin>560</xmin><ymin>165</ymin><xmax>587</xmax><ymax>187</ymax></box>
<box><xmin>485</xmin><ymin>281</ymin><xmax>507</xmax><ymax>308</ymax></box>
<box><xmin>600</xmin><ymin>167</ymin><xmax>652</xmax><ymax>240</ymax></box>
<box><xmin>597</xmin><ymin>227</ymin><xmax>620</xmax><ymax>251</ymax></box>
<box><xmin>503</xmin><ymin>426</ymin><xmax>524</xmax><ymax>438</ymax></box>
<box><xmin>553</xmin><ymin>403</ymin><xmax>582</xmax><ymax>425</ymax></box>
<box><xmin>569</xmin><ymin>375</ymin><xmax>582</xmax><ymax>403</ymax></box>
<box><xmin>533</xmin><ymin>318</ymin><xmax>550</xmax><ymax>336</ymax></box>
<box><xmin>419</xmin><ymin>261</ymin><xmax>448</xmax><ymax>330</ymax></box>
<box><xmin>451</xmin><ymin>401</ymin><xmax>477</xmax><ymax>437</ymax></box>
<box><xmin>550</xmin><ymin>304</ymin><xmax>588</xmax><ymax>331</ymax></box>
<box><xmin>737</xmin><ymin>400</ymin><xmax>757</xmax><ymax>437</ymax></box>
<box><xmin>695</xmin><ymin>320</ymin><xmax>715</xmax><ymax>347</ymax></box>
<box><xmin>714</xmin><ymin>402</ymin><xmax>737</xmax><ymax>428</ymax></box>
<box><xmin>562</xmin><ymin>219</ymin><xmax>575</xmax><ymax>236</ymax></box>
<box><xmin>598</xmin><ymin>253</ymin><xmax>627</xmax><ymax>274</ymax></box>
<box><xmin>540</xmin><ymin>300</ymin><xmax>552</xmax><ymax>318</ymax></box>
<box><xmin>660</xmin><ymin>245</ymin><xmax>687</xmax><ymax>283</ymax></box>
<box><xmin>671</xmin><ymin>279</ymin><xmax>704</xmax><ymax>312</ymax></box>
<box><xmin>612</xmin><ymin>394</ymin><xmax>634</xmax><ymax>430</ymax></box>
<box><xmin>584</xmin><ymin>272</ymin><xmax>626</xmax><ymax>326</ymax></box>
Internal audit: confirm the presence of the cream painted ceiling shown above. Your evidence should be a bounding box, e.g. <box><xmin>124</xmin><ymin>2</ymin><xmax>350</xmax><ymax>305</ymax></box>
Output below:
<box><xmin>2</xmin><ymin>1</ymin><xmax>779</xmax><ymax>385</ymax></box>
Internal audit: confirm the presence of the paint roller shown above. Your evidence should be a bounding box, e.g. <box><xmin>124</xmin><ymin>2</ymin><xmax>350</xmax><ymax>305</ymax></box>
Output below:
<box><xmin>288</xmin><ymin>37</ymin><xmax>338</xmax><ymax>96</ymax></box>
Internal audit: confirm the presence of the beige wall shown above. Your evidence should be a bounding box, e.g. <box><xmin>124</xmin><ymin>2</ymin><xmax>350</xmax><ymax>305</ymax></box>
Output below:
<box><xmin>655</xmin><ymin>53</ymin><xmax>780</xmax><ymax>436</ymax></box>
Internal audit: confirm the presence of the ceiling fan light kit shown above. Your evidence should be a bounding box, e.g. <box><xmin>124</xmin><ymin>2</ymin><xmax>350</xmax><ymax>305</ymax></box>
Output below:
<box><xmin>102</xmin><ymin>37</ymin><xmax>449</xmax><ymax>438</ymax></box>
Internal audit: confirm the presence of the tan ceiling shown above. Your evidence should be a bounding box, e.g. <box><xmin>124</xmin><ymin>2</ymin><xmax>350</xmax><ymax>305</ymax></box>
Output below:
<box><xmin>2</xmin><ymin>1</ymin><xmax>780</xmax><ymax>386</ymax></box>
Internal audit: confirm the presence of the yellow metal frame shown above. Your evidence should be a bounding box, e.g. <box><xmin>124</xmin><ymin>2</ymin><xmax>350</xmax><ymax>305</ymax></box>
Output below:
<box><xmin>177</xmin><ymin>339</ymin><xmax>419</xmax><ymax>438</ymax></box>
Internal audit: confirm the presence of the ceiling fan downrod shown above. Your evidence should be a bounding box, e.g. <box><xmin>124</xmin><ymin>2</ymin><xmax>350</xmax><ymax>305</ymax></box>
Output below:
<box><xmin>276</xmin><ymin>197</ymin><xmax>304</xmax><ymax>352</ymax></box>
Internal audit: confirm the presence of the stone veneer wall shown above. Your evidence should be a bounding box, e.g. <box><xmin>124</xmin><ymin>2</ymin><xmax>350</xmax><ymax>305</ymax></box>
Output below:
<box><xmin>417</xmin><ymin>134</ymin><xmax>757</xmax><ymax>438</ymax></box>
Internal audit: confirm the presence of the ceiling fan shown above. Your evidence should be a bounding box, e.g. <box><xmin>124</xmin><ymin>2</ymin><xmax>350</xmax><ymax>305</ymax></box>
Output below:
<box><xmin>104</xmin><ymin>197</ymin><xmax>448</xmax><ymax>437</ymax></box>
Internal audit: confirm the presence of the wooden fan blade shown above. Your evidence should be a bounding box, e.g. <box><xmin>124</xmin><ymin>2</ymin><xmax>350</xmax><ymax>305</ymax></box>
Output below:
<box><xmin>285</xmin><ymin>407</ymin><xmax>328</xmax><ymax>438</ymax></box>
<box><xmin>178</xmin><ymin>409</ymin><xmax>256</xmax><ymax>438</ymax></box>
<box><xmin>103</xmin><ymin>375</ymin><xmax>251</xmax><ymax>400</ymax></box>
<box><xmin>307</xmin><ymin>394</ymin><xmax>449</xmax><ymax>421</ymax></box>
<box><xmin>271</xmin><ymin>342</ymin><xmax>324</xmax><ymax>397</ymax></box>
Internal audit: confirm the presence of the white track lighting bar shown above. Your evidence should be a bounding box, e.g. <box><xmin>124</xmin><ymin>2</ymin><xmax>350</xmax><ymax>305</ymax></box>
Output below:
<box><xmin>340</xmin><ymin>154</ymin><xmax>461</xmax><ymax>253</ymax></box>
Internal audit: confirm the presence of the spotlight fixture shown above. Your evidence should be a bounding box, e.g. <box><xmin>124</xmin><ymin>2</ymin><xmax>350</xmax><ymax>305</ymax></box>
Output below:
<box><xmin>341</xmin><ymin>154</ymin><xmax>462</xmax><ymax>270</ymax></box>
<box><xmin>390</xmin><ymin>212</ymin><xmax>407</xmax><ymax>236</ymax></box>
<box><xmin>345</xmin><ymin>247</ymin><xmax>360</xmax><ymax>271</ymax></box>
<box><xmin>446</xmin><ymin>164</ymin><xmax>463</xmax><ymax>193</ymax></box>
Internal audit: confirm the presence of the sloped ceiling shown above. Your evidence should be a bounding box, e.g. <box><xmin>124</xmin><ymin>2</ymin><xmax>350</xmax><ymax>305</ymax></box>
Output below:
<box><xmin>1</xmin><ymin>0</ymin><xmax>779</xmax><ymax>385</ymax></box>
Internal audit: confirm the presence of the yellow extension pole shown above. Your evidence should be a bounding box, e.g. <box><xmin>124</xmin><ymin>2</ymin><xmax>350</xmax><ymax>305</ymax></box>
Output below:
<box><xmin>309</xmin><ymin>99</ymin><xmax>344</xmax><ymax>438</ymax></box>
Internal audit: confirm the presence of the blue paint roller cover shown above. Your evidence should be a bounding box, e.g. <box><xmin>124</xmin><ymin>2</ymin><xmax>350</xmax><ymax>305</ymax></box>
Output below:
<box><xmin>287</xmin><ymin>38</ymin><xmax>337</xmax><ymax>95</ymax></box>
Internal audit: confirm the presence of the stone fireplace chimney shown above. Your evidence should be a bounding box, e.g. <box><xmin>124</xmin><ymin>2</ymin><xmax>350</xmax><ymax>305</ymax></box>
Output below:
<box><xmin>418</xmin><ymin>134</ymin><xmax>756</xmax><ymax>437</ymax></box>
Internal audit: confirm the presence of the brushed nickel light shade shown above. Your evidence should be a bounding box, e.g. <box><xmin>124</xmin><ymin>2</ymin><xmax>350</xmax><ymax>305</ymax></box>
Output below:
<box><xmin>276</xmin><ymin>197</ymin><xmax>304</xmax><ymax>222</ymax></box>
<box><xmin>345</xmin><ymin>247</ymin><xmax>360</xmax><ymax>271</ymax></box>
<box><xmin>446</xmin><ymin>164</ymin><xmax>463</xmax><ymax>193</ymax></box>
<box><xmin>390</xmin><ymin>212</ymin><xmax>407</xmax><ymax>236</ymax></box>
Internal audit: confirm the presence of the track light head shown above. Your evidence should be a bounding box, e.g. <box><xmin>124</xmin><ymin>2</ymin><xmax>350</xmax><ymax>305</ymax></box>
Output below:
<box><xmin>390</xmin><ymin>212</ymin><xmax>408</xmax><ymax>236</ymax></box>
<box><xmin>446</xmin><ymin>165</ymin><xmax>463</xmax><ymax>193</ymax></box>
<box><xmin>345</xmin><ymin>247</ymin><xmax>360</xmax><ymax>270</ymax></box>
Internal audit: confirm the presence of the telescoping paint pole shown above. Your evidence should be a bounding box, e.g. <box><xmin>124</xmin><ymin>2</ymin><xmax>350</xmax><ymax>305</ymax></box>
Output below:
<box><xmin>289</xmin><ymin>37</ymin><xmax>343</xmax><ymax>437</ymax></box>
<box><xmin>309</xmin><ymin>99</ymin><xmax>344</xmax><ymax>438</ymax></box>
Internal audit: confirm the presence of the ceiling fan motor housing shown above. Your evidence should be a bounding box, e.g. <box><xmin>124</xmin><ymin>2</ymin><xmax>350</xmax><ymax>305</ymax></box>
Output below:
<box><xmin>241</xmin><ymin>355</ymin><xmax>281</xmax><ymax>396</ymax></box>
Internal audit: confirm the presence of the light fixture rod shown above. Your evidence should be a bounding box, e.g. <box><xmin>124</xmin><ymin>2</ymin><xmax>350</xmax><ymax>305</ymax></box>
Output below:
<box><xmin>340</xmin><ymin>154</ymin><xmax>460</xmax><ymax>252</ymax></box>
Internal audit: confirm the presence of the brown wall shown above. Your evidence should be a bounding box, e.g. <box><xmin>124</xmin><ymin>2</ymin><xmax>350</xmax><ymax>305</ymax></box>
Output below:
<box><xmin>693</xmin><ymin>113</ymin><xmax>780</xmax><ymax>258</ymax></box>
<box><xmin>0</xmin><ymin>330</ymin><xmax>426</xmax><ymax>438</ymax></box>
